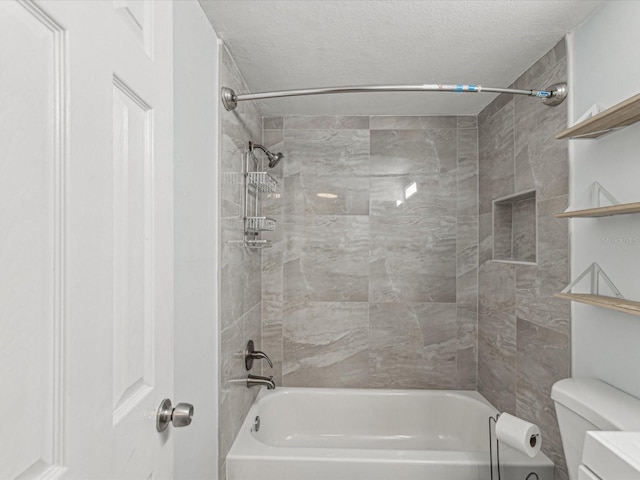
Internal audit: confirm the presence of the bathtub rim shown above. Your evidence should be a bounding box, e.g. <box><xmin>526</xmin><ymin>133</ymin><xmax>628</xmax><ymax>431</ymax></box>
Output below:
<box><xmin>227</xmin><ymin>386</ymin><xmax>554</xmax><ymax>472</ymax></box>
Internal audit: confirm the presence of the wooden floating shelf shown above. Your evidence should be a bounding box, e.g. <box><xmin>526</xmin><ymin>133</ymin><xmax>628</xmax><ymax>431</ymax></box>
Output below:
<box><xmin>556</xmin><ymin>202</ymin><xmax>640</xmax><ymax>218</ymax></box>
<box><xmin>556</xmin><ymin>92</ymin><xmax>640</xmax><ymax>139</ymax></box>
<box><xmin>555</xmin><ymin>293</ymin><xmax>640</xmax><ymax>317</ymax></box>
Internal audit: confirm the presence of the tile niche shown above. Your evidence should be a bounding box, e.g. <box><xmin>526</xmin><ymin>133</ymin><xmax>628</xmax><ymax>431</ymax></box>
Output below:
<box><xmin>492</xmin><ymin>189</ymin><xmax>537</xmax><ymax>264</ymax></box>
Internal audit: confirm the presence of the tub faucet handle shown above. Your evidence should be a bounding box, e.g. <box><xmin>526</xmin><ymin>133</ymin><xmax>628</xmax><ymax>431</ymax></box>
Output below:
<box><xmin>245</xmin><ymin>340</ymin><xmax>274</xmax><ymax>370</ymax></box>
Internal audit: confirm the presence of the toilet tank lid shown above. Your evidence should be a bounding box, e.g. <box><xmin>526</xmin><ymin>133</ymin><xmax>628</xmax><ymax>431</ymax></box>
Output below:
<box><xmin>552</xmin><ymin>378</ymin><xmax>640</xmax><ymax>431</ymax></box>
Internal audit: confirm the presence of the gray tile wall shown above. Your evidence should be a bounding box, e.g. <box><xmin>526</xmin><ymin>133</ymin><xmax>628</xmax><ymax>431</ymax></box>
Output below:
<box><xmin>477</xmin><ymin>40</ymin><xmax>570</xmax><ymax>480</ymax></box>
<box><xmin>261</xmin><ymin>115</ymin><xmax>479</xmax><ymax>390</ymax></box>
<box><xmin>219</xmin><ymin>46</ymin><xmax>263</xmax><ymax>480</ymax></box>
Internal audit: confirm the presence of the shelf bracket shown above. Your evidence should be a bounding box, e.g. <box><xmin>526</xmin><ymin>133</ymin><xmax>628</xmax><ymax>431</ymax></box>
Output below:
<box><xmin>591</xmin><ymin>182</ymin><xmax>619</xmax><ymax>208</ymax></box>
<box><xmin>574</xmin><ymin>104</ymin><xmax>603</xmax><ymax>125</ymax></box>
<box><xmin>563</xmin><ymin>182</ymin><xmax>620</xmax><ymax>214</ymax></box>
<box><xmin>562</xmin><ymin>262</ymin><xmax>624</xmax><ymax>298</ymax></box>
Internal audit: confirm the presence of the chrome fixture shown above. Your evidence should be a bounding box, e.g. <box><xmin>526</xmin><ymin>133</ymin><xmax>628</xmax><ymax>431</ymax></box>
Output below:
<box><xmin>245</xmin><ymin>339</ymin><xmax>273</xmax><ymax>370</ymax></box>
<box><xmin>246</xmin><ymin>374</ymin><xmax>276</xmax><ymax>390</ymax></box>
<box><xmin>249</xmin><ymin>141</ymin><xmax>283</xmax><ymax>169</ymax></box>
<box><xmin>253</xmin><ymin>415</ymin><xmax>261</xmax><ymax>432</ymax></box>
<box><xmin>542</xmin><ymin>82</ymin><xmax>568</xmax><ymax>107</ymax></box>
<box><xmin>242</xmin><ymin>144</ymin><xmax>278</xmax><ymax>249</ymax></box>
<box><xmin>221</xmin><ymin>82</ymin><xmax>568</xmax><ymax>111</ymax></box>
<box><xmin>156</xmin><ymin>398</ymin><xmax>194</xmax><ymax>433</ymax></box>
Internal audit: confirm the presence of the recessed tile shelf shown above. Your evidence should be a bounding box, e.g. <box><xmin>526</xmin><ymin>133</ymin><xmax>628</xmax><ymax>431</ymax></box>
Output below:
<box><xmin>556</xmin><ymin>201</ymin><xmax>640</xmax><ymax>218</ymax></box>
<box><xmin>493</xmin><ymin>189</ymin><xmax>537</xmax><ymax>264</ymax></box>
<box><xmin>556</xmin><ymin>91</ymin><xmax>640</xmax><ymax>139</ymax></box>
<box><xmin>554</xmin><ymin>293</ymin><xmax>640</xmax><ymax>317</ymax></box>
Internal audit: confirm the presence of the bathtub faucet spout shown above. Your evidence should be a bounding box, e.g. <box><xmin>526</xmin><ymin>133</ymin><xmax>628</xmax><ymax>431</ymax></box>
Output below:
<box><xmin>247</xmin><ymin>374</ymin><xmax>276</xmax><ymax>390</ymax></box>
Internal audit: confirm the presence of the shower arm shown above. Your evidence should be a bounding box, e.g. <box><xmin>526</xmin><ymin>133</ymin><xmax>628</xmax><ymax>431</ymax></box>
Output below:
<box><xmin>221</xmin><ymin>82</ymin><xmax>567</xmax><ymax>111</ymax></box>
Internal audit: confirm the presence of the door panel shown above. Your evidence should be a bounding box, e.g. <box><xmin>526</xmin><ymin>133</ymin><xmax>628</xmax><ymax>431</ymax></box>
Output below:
<box><xmin>112</xmin><ymin>77</ymin><xmax>154</xmax><ymax>423</ymax></box>
<box><xmin>110</xmin><ymin>1</ymin><xmax>174</xmax><ymax>477</ymax></box>
<box><xmin>0</xmin><ymin>1</ymin><xmax>174</xmax><ymax>478</ymax></box>
<box><xmin>0</xmin><ymin>1</ymin><xmax>65</xmax><ymax>478</ymax></box>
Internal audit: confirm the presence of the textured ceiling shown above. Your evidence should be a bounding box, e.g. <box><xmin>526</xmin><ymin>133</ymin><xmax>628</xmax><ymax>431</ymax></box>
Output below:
<box><xmin>200</xmin><ymin>0</ymin><xmax>602</xmax><ymax>115</ymax></box>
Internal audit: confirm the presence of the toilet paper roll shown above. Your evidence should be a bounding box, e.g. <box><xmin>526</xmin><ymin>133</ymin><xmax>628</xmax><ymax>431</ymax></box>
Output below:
<box><xmin>495</xmin><ymin>412</ymin><xmax>542</xmax><ymax>457</ymax></box>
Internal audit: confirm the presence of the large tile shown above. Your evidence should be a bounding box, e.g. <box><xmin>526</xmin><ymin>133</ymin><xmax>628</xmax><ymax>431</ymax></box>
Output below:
<box><xmin>516</xmin><ymin>196</ymin><xmax>570</xmax><ymax>335</ymax></box>
<box><xmin>479</xmin><ymin>261</ymin><xmax>517</xmax><ymax>317</ymax></box>
<box><xmin>220</xmin><ymin>162</ymin><xmax>243</xmax><ymax>219</ymax></box>
<box><xmin>284</xmin><ymin>115</ymin><xmax>369</xmax><ymax>130</ymax></box>
<box><xmin>220</xmin><ymin>120</ymin><xmax>245</xmax><ymax>184</ymax></box>
<box><xmin>537</xmin><ymin>196</ymin><xmax>569</xmax><ymax>270</ymax></box>
<box><xmin>457</xmin><ymin>216</ymin><xmax>478</xmax><ymax>278</ymax></box>
<box><xmin>262</xmin><ymin>300</ymin><xmax>283</xmax><ymax>385</ymax></box>
<box><xmin>219</xmin><ymin>316</ymin><xmax>254</xmax><ymax>466</ymax></box>
<box><xmin>283</xmin><ymin>129</ymin><xmax>370</xmax><ymax>176</ymax></box>
<box><xmin>513</xmin><ymin>41</ymin><xmax>567</xmax><ymax>202</ymax></box>
<box><xmin>370</xmin><ymin>116</ymin><xmax>457</xmax><ymax>130</ymax></box>
<box><xmin>493</xmin><ymin>202</ymin><xmax>513</xmax><ymax>260</ymax></box>
<box><xmin>262</xmin><ymin>243</ymin><xmax>283</xmax><ymax>304</ymax></box>
<box><xmin>478</xmin><ymin>261</ymin><xmax>517</xmax><ymax>414</ymax></box>
<box><xmin>457</xmin><ymin>127</ymin><xmax>479</xmax><ymax>216</ymax></box>
<box><xmin>417</xmin><ymin>303</ymin><xmax>458</xmax><ymax>388</ymax></box>
<box><xmin>456</xmin><ymin>307</ymin><xmax>478</xmax><ymax>391</ymax></box>
<box><xmin>284</xmin><ymin>256</ymin><xmax>369</xmax><ymax>303</ymax></box>
<box><xmin>243</xmin><ymin>301</ymin><xmax>262</xmax><ymax>355</ymax></box>
<box><xmin>263</xmin><ymin>116</ymin><xmax>283</xmax><ymax>130</ymax></box>
<box><xmin>220</xmin><ymin>317</ymin><xmax>245</xmax><ymax>399</ymax></box>
<box><xmin>478</xmin><ymin>212</ymin><xmax>493</xmax><ymax>265</ymax></box>
<box><xmin>516</xmin><ymin>318</ymin><xmax>570</xmax><ymax>480</ymax></box>
<box><xmin>512</xmin><ymin>197</ymin><xmax>537</xmax><ymax>263</ymax></box>
<box><xmin>369</xmin><ymin>303</ymin><xmax>427</xmax><ymax>388</ymax></box>
<box><xmin>514</xmin><ymin>61</ymin><xmax>568</xmax><ymax>202</ymax></box>
<box><xmin>283</xmin><ymin>302</ymin><xmax>369</xmax><ymax>388</ymax></box>
<box><xmin>457</xmin><ymin>116</ymin><xmax>478</xmax><ymax>129</ymax></box>
<box><xmin>479</xmin><ymin>99</ymin><xmax>515</xmax><ymax>215</ymax></box>
<box><xmin>283</xmin><ymin>216</ymin><xmax>369</xmax><ymax>303</ymax></box>
<box><xmin>369</xmin><ymin>215</ymin><xmax>456</xmax><ymax>303</ymax></box>
<box><xmin>457</xmin><ymin>304</ymin><xmax>477</xmax><ymax>350</ymax></box>
<box><xmin>370</xmin><ymin>129</ymin><xmax>457</xmax><ymax>175</ymax></box>
<box><xmin>284</xmin><ymin>173</ymin><xmax>369</xmax><ymax>216</ymax></box>
<box><xmin>456</xmin><ymin>346</ymin><xmax>477</xmax><ymax>390</ymax></box>
<box><xmin>261</xmin><ymin>129</ymin><xmax>284</xmax><ymax>217</ymax></box>
<box><xmin>369</xmin><ymin>173</ymin><xmax>456</xmax><ymax>217</ymax></box>
<box><xmin>221</xmin><ymin>226</ymin><xmax>261</xmax><ymax>330</ymax></box>
<box><xmin>456</xmin><ymin>267</ymin><xmax>478</xmax><ymax>307</ymax></box>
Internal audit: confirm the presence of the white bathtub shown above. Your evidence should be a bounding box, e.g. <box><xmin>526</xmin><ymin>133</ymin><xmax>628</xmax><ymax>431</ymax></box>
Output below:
<box><xmin>226</xmin><ymin>387</ymin><xmax>555</xmax><ymax>480</ymax></box>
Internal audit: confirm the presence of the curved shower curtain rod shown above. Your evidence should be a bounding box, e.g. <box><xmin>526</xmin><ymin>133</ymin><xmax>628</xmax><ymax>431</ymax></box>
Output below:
<box><xmin>221</xmin><ymin>82</ymin><xmax>567</xmax><ymax>111</ymax></box>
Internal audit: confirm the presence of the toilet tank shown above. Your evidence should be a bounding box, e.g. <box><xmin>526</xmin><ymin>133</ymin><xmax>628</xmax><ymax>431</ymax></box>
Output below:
<box><xmin>552</xmin><ymin>378</ymin><xmax>640</xmax><ymax>480</ymax></box>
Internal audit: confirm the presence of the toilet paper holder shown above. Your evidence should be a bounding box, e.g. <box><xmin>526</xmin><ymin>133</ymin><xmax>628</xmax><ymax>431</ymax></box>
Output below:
<box><xmin>488</xmin><ymin>414</ymin><xmax>502</xmax><ymax>480</ymax></box>
<box><xmin>488</xmin><ymin>414</ymin><xmax>540</xmax><ymax>480</ymax></box>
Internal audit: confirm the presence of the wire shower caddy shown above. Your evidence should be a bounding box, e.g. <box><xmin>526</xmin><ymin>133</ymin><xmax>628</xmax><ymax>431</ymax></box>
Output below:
<box><xmin>243</xmin><ymin>144</ymin><xmax>277</xmax><ymax>248</ymax></box>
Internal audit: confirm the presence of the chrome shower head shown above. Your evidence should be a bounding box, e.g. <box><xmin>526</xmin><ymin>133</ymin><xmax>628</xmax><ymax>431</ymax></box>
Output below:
<box><xmin>249</xmin><ymin>142</ymin><xmax>284</xmax><ymax>169</ymax></box>
<box><xmin>267</xmin><ymin>151</ymin><xmax>283</xmax><ymax>169</ymax></box>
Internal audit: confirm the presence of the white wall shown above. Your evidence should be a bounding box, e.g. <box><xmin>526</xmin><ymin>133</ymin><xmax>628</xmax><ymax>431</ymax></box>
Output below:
<box><xmin>174</xmin><ymin>1</ymin><xmax>220</xmax><ymax>478</ymax></box>
<box><xmin>570</xmin><ymin>1</ymin><xmax>640</xmax><ymax>398</ymax></box>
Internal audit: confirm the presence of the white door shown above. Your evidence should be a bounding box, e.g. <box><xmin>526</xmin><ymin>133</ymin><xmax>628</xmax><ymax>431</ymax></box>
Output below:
<box><xmin>0</xmin><ymin>1</ymin><xmax>175</xmax><ymax>479</ymax></box>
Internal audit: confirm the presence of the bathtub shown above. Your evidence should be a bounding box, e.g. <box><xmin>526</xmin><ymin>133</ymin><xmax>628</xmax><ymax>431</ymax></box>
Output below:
<box><xmin>226</xmin><ymin>387</ymin><xmax>554</xmax><ymax>480</ymax></box>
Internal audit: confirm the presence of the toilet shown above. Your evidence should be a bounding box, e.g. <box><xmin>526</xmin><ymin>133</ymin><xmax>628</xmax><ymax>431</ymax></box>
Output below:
<box><xmin>552</xmin><ymin>378</ymin><xmax>640</xmax><ymax>480</ymax></box>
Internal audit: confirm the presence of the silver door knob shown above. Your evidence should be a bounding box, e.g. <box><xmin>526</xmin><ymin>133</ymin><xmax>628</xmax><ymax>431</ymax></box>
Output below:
<box><xmin>172</xmin><ymin>402</ymin><xmax>194</xmax><ymax>427</ymax></box>
<box><xmin>156</xmin><ymin>398</ymin><xmax>194</xmax><ymax>432</ymax></box>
